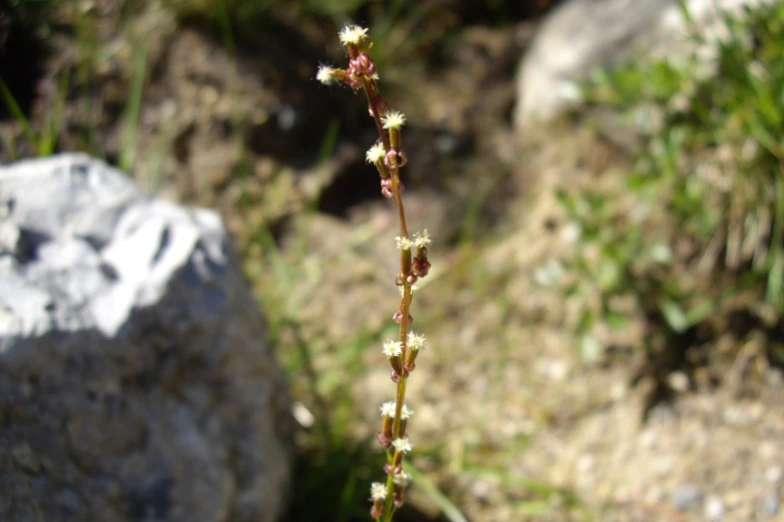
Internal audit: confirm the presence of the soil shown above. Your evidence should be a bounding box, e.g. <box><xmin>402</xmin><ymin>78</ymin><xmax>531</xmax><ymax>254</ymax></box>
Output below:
<box><xmin>1</xmin><ymin>1</ymin><xmax>782</xmax><ymax>521</ymax></box>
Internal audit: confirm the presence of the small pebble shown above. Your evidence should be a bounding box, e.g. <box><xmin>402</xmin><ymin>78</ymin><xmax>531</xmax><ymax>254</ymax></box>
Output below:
<box><xmin>667</xmin><ymin>371</ymin><xmax>689</xmax><ymax>393</ymax></box>
<box><xmin>673</xmin><ymin>484</ymin><xmax>703</xmax><ymax>511</ymax></box>
<box><xmin>705</xmin><ymin>495</ymin><xmax>726</xmax><ymax>520</ymax></box>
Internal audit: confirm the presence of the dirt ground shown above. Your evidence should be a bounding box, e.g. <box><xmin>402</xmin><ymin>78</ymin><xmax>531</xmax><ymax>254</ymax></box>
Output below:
<box><xmin>2</xmin><ymin>1</ymin><xmax>782</xmax><ymax>521</ymax></box>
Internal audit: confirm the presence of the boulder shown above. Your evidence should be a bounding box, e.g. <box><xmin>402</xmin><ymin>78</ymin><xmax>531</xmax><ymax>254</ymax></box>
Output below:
<box><xmin>514</xmin><ymin>0</ymin><xmax>780</xmax><ymax>130</ymax></box>
<box><xmin>0</xmin><ymin>154</ymin><xmax>294</xmax><ymax>522</ymax></box>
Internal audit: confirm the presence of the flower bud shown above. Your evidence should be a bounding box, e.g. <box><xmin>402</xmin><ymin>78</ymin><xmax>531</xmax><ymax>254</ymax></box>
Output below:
<box><xmin>349</xmin><ymin>53</ymin><xmax>376</xmax><ymax>77</ymax></box>
<box><xmin>392</xmin><ymin>311</ymin><xmax>413</xmax><ymax>324</ymax></box>
<box><xmin>412</xmin><ymin>256</ymin><xmax>431</xmax><ymax>278</ymax></box>
<box><xmin>381</xmin><ymin>178</ymin><xmax>393</xmax><ymax>198</ymax></box>
<box><xmin>384</xmin><ymin>148</ymin><xmax>408</xmax><ymax>169</ymax></box>
<box><xmin>377</xmin><ymin>431</ymin><xmax>391</xmax><ymax>447</ymax></box>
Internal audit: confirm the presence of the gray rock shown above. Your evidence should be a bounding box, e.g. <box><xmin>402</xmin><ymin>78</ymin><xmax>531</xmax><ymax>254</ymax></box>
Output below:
<box><xmin>0</xmin><ymin>154</ymin><xmax>294</xmax><ymax>522</ymax></box>
<box><xmin>514</xmin><ymin>0</ymin><xmax>781</xmax><ymax>130</ymax></box>
<box><xmin>673</xmin><ymin>483</ymin><xmax>704</xmax><ymax>511</ymax></box>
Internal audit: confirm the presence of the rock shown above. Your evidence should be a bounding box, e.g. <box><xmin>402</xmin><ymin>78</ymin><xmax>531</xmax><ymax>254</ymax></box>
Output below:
<box><xmin>0</xmin><ymin>154</ymin><xmax>294</xmax><ymax>522</ymax></box>
<box><xmin>672</xmin><ymin>483</ymin><xmax>703</xmax><ymax>511</ymax></box>
<box><xmin>514</xmin><ymin>0</ymin><xmax>781</xmax><ymax>130</ymax></box>
<box><xmin>705</xmin><ymin>495</ymin><xmax>726</xmax><ymax>520</ymax></box>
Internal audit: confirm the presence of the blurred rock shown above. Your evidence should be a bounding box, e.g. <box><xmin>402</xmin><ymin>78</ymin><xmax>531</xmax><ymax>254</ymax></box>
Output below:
<box><xmin>0</xmin><ymin>154</ymin><xmax>293</xmax><ymax>522</ymax></box>
<box><xmin>514</xmin><ymin>0</ymin><xmax>781</xmax><ymax>130</ymax></box>
<box><xmin>672</xmin><ymin>483</ymin><xmax>704</xmax><ymax>511</ymax></box>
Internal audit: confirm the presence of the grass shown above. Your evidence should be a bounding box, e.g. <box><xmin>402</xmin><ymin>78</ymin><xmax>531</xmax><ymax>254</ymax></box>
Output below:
<box><xmin>0</xmin><ymin>68</ymin><xmax>68</xmax><ymax>158</ymax></box>
<box><xmin>551</xmin><ymin>2</ymin><xmax>784</xmax><ymax>378</ymax></box>
<box><xmin>119</xmin><ymin>39</ymin><xmax>148</xmax><ymax>174</ymax></box>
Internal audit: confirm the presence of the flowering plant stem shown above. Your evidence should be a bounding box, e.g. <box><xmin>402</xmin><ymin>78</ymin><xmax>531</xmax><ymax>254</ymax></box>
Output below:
<box><xmin>317</xmin><ymin>25</ymin><xmax>432</xmax><ymax>521</ymax></box>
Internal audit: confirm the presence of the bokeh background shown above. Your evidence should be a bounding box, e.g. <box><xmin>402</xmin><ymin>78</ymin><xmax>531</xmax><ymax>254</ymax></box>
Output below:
<box><xmin>2</xmin><ymin>0</ymin><xmax>783</xmax><ymax>521</ymax></box>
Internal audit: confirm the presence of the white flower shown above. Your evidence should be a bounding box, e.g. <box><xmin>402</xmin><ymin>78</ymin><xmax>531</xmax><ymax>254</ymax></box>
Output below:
<box><xmin>394</xmin><ymin>472</ymin><xmax>413</xmax><ymax>487</ymax></box>
<box><xmin>414</xmin><ymin>229</ymin><xmax>431</xmax><ymax>248</ymax></box>
<box><xmin>392</xmin><ymin>437</ymin><xmax>413</xmax><ymax>453</ymax></box>
<box><xmin>395</xmin><ymin>236</ymin><xmax>412</xmax><ymax>250</ymax></box>
<box><xmin>407</xmin><ymin>332</ymin><xmax>426</xmax><ymax>351</ymax></box>
<box><xmin>380</xmin><ymin>401</ymin><xmax>396</xmax><ymax>418</ymax></box>
<box><xmin>339</xmin><ymin>25</ymin><xmax>368</xmax><ymax>45</ymax></box>
<box><xmin>382</xmin><ymin>110</ymin><xmax>406</xmax><ymax>130</ymax></box>
<box><xmin>366</xmin><ymin>142</ymin><xmax>385</xmax><ymax>164</ymax></box>
<box><xmin>316</xmin><ymin>66</ymin><xmax>337</xmax><ymax>85</ymax></box>
<box><xmin>370</xmin><ymin>482</ymin><xmax>387</xmax><ymax>500</ymax></box>
<box><xmin>382</xmin><ymin>339</ymin><xmax>403</xmax><ymax>358</ymax></box>
<box><xmin>380</xmin><ymin>401</ymin><xmax>413</xmax><ymax>419</ymax></box>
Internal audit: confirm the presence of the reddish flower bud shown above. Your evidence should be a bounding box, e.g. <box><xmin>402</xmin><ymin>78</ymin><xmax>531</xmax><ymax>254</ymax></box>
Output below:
<box><xmin>392</xmin><ymin>311</ymin><xmax>413</xmax><ymax>324</ymax></box>
<box><xmin>412</xmin><ymin>256</ymin><xmax>431</xmax><ymax>278</ymax></box>
<box><xmin>384</xmin><ymin>148</ymin><xmax>408</xmax><ymax>169</ymax></box>
<box><xmin>349</xmin><ymin>53</ymin><xmax>376</xmax><ymax>77</ymax></box>
<box><xmin>384</xmin><ymin>463</ymin><xmax>403</xmax><ymax>475</ymax></box>
<box><xmin>378</xmin><ymin>432</ymin><xmax>392</xmax><ymax>447</ymax></box>
<box><xmin>381</xmin><ymin>178</ymin><xmax>393</xmax><ymax>198</ymax></box>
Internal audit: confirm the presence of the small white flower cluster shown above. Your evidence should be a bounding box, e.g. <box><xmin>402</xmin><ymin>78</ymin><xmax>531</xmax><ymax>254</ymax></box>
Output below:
<box><xmin>366</xmin><ymin>142</ymin><xmax>386</xmax><ymax>164</ymax></box>
<box><xmin>370</xmin><ymin>481</ymin><xmax>387</xmax><ymax>501</ymax></box>
<box><xmin>382</xmin><ymin>339</ymin><xmax>403</xmax><ymax>358</ymax></box>
<box><xmin>414</xmin><ymin>229</ymin><xmax>431</xmax><ymax>248</ymax></box>
<box><xmin>316</xmin><ymin>65</ymin><xmax>337</xmax><ymax>85</ymax></box>
<box><xmin>382</xmin><ymin>110</ymin><xmax>406</xmax><ymax>130</ymax></box>
<box><xmin>379</xmin><ymin>401</ymin><xmax>414</xmax><ymax>419</ymax></box>
<box><xmin>395</xmin><ymin>236</ymin><xmax>412</xmax><ymax>251</ymax></box>
<box><xmin>407</xmin><ymin>332</ymin><xmax>426</xmax><ymax>351</ymax></box>
<box><xmin>339</xmin><ymin>25</ymin><xmax>369</xmax><ymax>45</ymax></box>
<box><xmin>391</xmin><ymin>437</ymin><xmax>413</xmax><ymax>453</ymax></box>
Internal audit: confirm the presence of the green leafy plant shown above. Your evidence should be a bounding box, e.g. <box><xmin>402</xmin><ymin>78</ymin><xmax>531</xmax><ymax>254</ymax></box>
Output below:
<box><xmin>316</xmin><ymin>25</ymin><xmax>433</xmax><ymax>521</ymax></box>
<box><xmin>555</xmin><ymin>3</ymin><xmax>784</xmax><ymax>365</ymax></box>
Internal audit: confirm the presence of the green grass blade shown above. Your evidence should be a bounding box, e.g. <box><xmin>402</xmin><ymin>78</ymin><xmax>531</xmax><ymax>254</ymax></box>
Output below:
<box><xmin>119</xmin><ymin>41</ymin><xmax>148</xmax><ymax>174</ymax></box>
<box><xmin>0</xmin><ymin>78</ymin><xmax>39</xmax><ymax>152</ymax></box>
<box><xmin>767</xmin><ymin>175</ymin><xmax>784</xmax><ymax>307</ymax></box>
<box><xmin>39</xmin><ymin>67</ymin><xmax>71</xmax><ymax>156</ymax></box>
